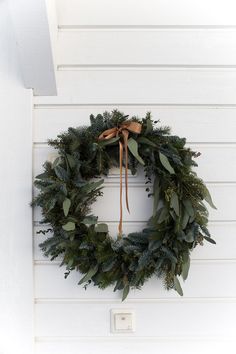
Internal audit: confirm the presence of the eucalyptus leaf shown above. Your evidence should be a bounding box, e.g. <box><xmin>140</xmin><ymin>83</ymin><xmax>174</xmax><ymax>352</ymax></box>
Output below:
<box><xmin>122</xmin><ymin>285</ymin><xmax>130</xmax><ymax>301</ymax></box>
<box><xmin>66</xmin><ymin>154</ymin><xmax>76</xmax><ymax>169</ymax></box>
<box><xmin>157</xmin><ymin>207</ymin><xmax>169</xmax><ymax>224</ymax></box>
<box><xmin>184</xmin><ymin>229</ymin><xmax>194</xmax><ymax>243</ymax></box>
<box><xmin>181</xmin><ymin>210</ymin><xmax>189</xmax><ymax>229</ymax></box>
<box><xmin>174</xmin><ymin>276</ymin><xmax>183</xmax><ymax>296</ymax></box>
<box><xmin>127</xmin><ymin>137</ymin><xmax>145</xmax><ymax>165</ymax></box>
<box><xmin>35</xmin><ymin>172</ymin><xmax>49</xmax><ymax>180</ymax></box>
<box><xmin>170</xmin><ymin>192</ymin><xmax>179</xmax><ymax>216</ymax></box>
<box><xmin>82</xmin><ymin>215</ymin><xmax>98</xmax><ymax>225</ymax></box>
<box><xmin>52</xmin><ymin>157</ymin><xmax>61</xmax><ymax>169</ymax></box>
<box><xmin>46</xmin><ymin>198</ymin><xmax>57</xmax><ymax>213</ymax></box>
<box><xmin>95</xmin><ymin>223</ymin><xmax>108</xmax><ymax>233</ymax></box>
<box><xmin>183</xmin><ymin>199</ymin><xmax>194</xmax><ymax>217</ymax></box>
<box><xmin>54</xmin><ymin>166</ymin><xmax>69</xmax><ymax>181</ymax></box>
<box><xmin>159</xmin><ymin>152</ymin><xmax>175</xmax><ymax>174</ymax></box>
<box><xmin>204</xmin><ymin>186</ymin><xmax>217</xmax><ymax>209</ymax></box>
<box><xmin>204</xmin><ymin>236</ymin><xmax>216</xmax><ymax>244</ymax></box>
<box><xmin>138</xmin><ymin>136</ymin><xmax>157</xmax><ymax>147</ymax></box>
<box><xmin>78</xmin><ymin>265</ymin><xmax>98</xmax><ymax>285</ymax></box>
<box><xmin>99</xmin><ymin>136</ymin><xmax>119</xmax><ymax>146</ymax></box>
<box><xmin>62</xmin><ymin>221</ymin><xmax>75</xmax><ymax>231</ymax></box>
<box><xmin>63</xmin><ymin>198</ymin><xmax>71</xmax><ymax>217</ymax></box>
<box><xmin>182</xmin><ymin>255</ymin><xmax>190</xmax><ymax>280</ymax></box>
<box><xmin>153</xmin><ymin>177</ymin><xmax>160</xmax><ymax>216</ymax></box>
<box><xmin>82</xmin><ymin>179</ymin><xmax>104</xmax><ymax>193</ymax></box>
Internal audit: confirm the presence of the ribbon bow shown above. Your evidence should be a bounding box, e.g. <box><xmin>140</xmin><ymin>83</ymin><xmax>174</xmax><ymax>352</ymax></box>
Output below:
<box><xmin>98</xmin><ymin>121</ymin><xmax>142</xmax><ymax>237</ymax></box>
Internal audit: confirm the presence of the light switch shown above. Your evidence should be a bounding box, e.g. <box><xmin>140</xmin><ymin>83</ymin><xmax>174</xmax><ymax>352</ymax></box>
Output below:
<box><xmin>111</xmin><ymin>309</ymin><xmax>135</xmax><ymax>333</ymax></box>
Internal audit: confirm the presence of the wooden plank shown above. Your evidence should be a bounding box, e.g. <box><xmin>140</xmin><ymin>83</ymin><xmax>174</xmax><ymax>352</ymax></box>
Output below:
<box><xmin>35</xmin><ymin>301</ymin><xmax>236</xmax><ymax>337</ymax></box>
<box><xmin>32</xmin><ymin>183</ymin><xmax>236</xmax><ymax>222</ymax></box>
<box><xmin>57</xmin><ymin>0</ymin><xmax>236</xmax><ymax>26</ymax></box>
<box><xmin>33</xmin><ymin>222</ymin><xmax>236</xmax><ymax>261</ymax></box>
<box><xmin>33</xmin><ymin>70</ymin><xmax>236</xmax><ymax>105</ymax></box>
<box><xmin>34</xmin><ymin>261</ymin><xmax>236</xmax><ymax>299</ymax></box>
<box><xmin>58</xmin><ymin>29</ymin><xmax>236</xmax><ymax>67</ymax></box>
<box><xmin>35</xmin><ymin>338</ymin><xmax>236</xmax><ymax>354</ymax></box>
<box><xmin>33</xmin><ymin>106</ymin><xmax>236</xmax><ymax>143</ymax></box>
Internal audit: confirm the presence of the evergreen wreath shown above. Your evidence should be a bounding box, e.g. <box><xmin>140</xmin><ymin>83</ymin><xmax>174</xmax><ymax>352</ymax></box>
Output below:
<box><xmin>33</xmin><ymin>110</ymin><xmax>216</xmax><ymax>300</ymax></box>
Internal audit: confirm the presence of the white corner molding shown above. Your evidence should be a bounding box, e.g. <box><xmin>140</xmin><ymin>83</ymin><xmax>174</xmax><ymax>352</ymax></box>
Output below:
<box><xmin>8</xmin><ymin>0</ymin><xmax>58</xmax><ymax>96</ymax></box>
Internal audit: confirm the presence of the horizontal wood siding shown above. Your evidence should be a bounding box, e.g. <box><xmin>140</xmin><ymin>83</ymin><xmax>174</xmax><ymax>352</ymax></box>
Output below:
<box><xmin>34</xmin><ymin>0</ymin><xmax>236</xmax><ymax>351</ymax></box>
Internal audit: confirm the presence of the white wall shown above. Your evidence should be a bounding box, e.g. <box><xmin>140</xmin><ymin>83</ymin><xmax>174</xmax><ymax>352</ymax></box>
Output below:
<box><xmin>33</xmin><ymin>1</ymin><xmax>236</xmax><ymax>353</ymax></box>
<box><xmin>0</xmin><ymin>1</ymin><xmax>33</xmax><ymax>353</ymax></box>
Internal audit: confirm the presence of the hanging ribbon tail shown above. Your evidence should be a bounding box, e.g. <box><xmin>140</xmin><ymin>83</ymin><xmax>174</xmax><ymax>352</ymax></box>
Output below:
<box><xmin>122</xmin><ymin>129</ymin><xmax>130</xmax><ymax>214</ymax></box>
<box><xmin>118</xmin><ymin>140</ymin><xmax>123</xmax><ymax>238</ymax></box>
<box><xmin>98</xmin><ymin>120</ymin><xmax>142</xmax><ymax>237</ymax></box>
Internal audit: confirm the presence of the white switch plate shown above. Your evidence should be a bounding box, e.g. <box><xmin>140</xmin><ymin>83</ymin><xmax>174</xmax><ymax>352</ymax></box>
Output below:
<box><xmin>110</xmin><ymin>309</ymin><xmax>135</xmax><ymax>333</ymax></box>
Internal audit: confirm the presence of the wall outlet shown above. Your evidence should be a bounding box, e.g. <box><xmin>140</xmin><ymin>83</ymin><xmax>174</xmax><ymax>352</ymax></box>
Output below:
<box><xmin>110</xmin><ymin>309</ymin><xmax>135</xmax><ymax>333</ymax></box>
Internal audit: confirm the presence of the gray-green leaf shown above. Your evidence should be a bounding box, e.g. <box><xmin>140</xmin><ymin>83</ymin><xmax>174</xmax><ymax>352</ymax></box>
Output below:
<box><xmin>157</xmin><ymin>207</ymin><xmax>169</xmax><ymax>224</ymax></box>
<box><xmin>63</xmin><ymin>198</ymin><xmax>71</xmax><ymax>217</ymax></box>
<box><xmin>184</xmin><ymin>229</ymin><xmax>194</xmax><ymax>243</ymax></box>
<box><xmin>95</xmin><ymin>223</ymin><xmax>108</xmax><ymax>233</ymax></box>
<box><xmin>99</xmin><ymin>136</ymin><xmax>119</xmax><ymax>146</ymax></box>
<box><xmin>82</xmin><ymin>215</ymin><xmax>98</xmax><ymax>225</ymax></box>
<box><xmin>170</xmin><ymin>192</ymin><xmax>179</xmax><ymax>216</ymax></box>
<box><xmin>54</xmin><ymin>165</ymin><xmax>69</xmax><ymax>181</ymax></box>
<box><xmin>66</xmin><ymin>154</ymin><xmax>76</xmax><ymax>169</ymax></box>
<box><xmin>182</xmin><ymin>255</ymin><xmax>190</xmax><ymax>280</ymax></box>
<box><xmin>78</xmin><ymin>265</ymin><xmax>98</xmax><ymax>285</ymax></box>
<box><xmin>183</xmin><ymin>199</ymin><xmax>194</xmax><ymax>217</ymax></box>
<box><xmin>159</xmin><ymin>152</ymin><xmax>175</xmax><ymax>174</ymax></box>
<box><xmin>62</xmin><ymin>221</ymin><xmax>75</xmax><ymax>231</ymax></box>
<box><xmin>204</xmin><ymin>186</ymin><xmax>217</xmax><ymax>209</ymax></box>
<box><xmin>182</xmin><ymin>210</ymin><xmax>189</xmax><ymax>229</ymax></box>
<box><xmin>127</xmin><ymin>138</ymin><xmax>145</xmax><ymax>165</ymax></box>
<box><xmin>174</xmin><ymin>276</ymin><xmax>183</xmax><ymax>296</ymax></box>
<box><xmin>153</xmin><ymin>177</ymin><xmax>160</xmax><ymax>216</ymax></box>
<box><xmin>204</xmin><ymin>236</ymin><xmax>216</xmax><ymax>244</ymax></box>
<box><xmin>138</xmin><ymin>136</ymin><xmax>156</xmax><ymax>147</ymax></box>
<box><xmin>122</xmin><ymin>285</ymin><xmax>130</xmax><ymax>301</ymax></box>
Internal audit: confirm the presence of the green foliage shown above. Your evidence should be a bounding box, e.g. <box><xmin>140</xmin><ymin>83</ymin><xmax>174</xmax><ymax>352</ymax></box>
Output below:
<box><xmin>33</xmin><ymin>110</ymin><xmax>216</xmax><ymax>300</ymax></box>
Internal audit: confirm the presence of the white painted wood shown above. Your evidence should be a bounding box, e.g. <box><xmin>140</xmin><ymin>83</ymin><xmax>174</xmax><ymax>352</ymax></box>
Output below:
<box><xmin>34</xmin><ymin>69</ymin><xmax>236</xmax><ymax>105</ymax></box>
<box><xmin>35</xmin><ymin>301</ymin><xmax>236</xmax><ymax>337</ymax></box>
<box><xmin>8</xmin><ymin>0</ymin><xmax>57</xmax><ymax>95</ymax></box>
<box><xmin>33</xmin><ymin>106</ymin><xmax>236</xmax><ymax>143</ymax></box>
<box><xmin>35</xmin><ymin>338</ymin><xmax>236</xmax><ymax>354</ymax></box>
<box><xmin>57</xmin><ymin>0</ymin><xmax>236</xmax><ymax>26</ymax></box>
<box><xmin>0</xmin><ymin>2</ymin><xmax>34</xmax><ymax>353</ymax></box>
<box><xmin>33</xmin><ymin>222</ymin><xmax>236</xmax><ymax>261</ymax></box>
<box><xmin>33</xmin><ymin>0</ymin><xmax>236</xmax><ymax>350</ymax></box>
<box><xmin>33</xmin><ymin>144</ymin><xmax>236</xmax><ymax>182</ymax></box>
<box><xmin>34</xmin><ymin>261</ymin><xmax>236</xmax><ymax>299</ymax></box>
<box><xmin>58</xmin><ymin>29</ymin><xmax>236</xmax><ymax>67</ymax></box>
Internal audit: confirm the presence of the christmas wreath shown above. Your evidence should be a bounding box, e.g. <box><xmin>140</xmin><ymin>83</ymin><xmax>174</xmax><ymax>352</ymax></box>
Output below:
<box><xmin>33</xmin><ymin>110</ymin><xmax>216</xmax><ymax>300</ymax></box>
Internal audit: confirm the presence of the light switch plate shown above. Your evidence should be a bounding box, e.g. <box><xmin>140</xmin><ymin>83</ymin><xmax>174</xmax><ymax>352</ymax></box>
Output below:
<box><xmin>110</xmin><ymin>309</ymin><xmax>135</xmax><ymax>333</ymax></box>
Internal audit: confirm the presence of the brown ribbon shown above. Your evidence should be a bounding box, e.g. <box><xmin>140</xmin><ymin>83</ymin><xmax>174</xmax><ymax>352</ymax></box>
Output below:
<box><xmin>98</xmin><ymin>121</ymin><xmax>142</xmax><ymax>237</ymax></box>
